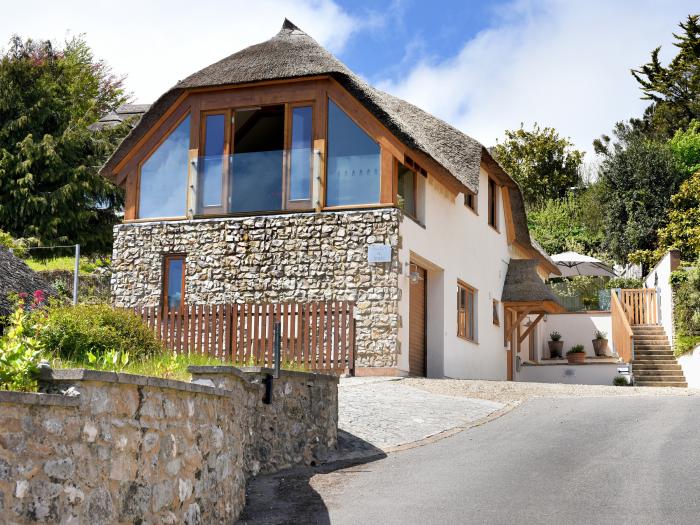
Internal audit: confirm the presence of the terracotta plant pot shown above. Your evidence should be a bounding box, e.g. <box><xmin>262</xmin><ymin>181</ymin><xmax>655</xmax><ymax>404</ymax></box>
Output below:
<box><xmin>592</xmin><ymin>339</ymin><xmax>609</xmax><ymax>357</ymax></box>
<box><xmin>567</xmin><ymin>352</ymin><xmax>586</xmax><ymax>364</ymax></box>
<box><xmin>548</xmin><ymin>340</ymin><xmax>564</xmax><ymax>358</ymax></box>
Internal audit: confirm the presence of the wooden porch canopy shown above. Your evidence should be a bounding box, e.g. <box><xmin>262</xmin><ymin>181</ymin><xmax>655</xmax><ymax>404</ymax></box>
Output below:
<box><xmin>501</xmin><ymin>259</ymin><xmax>566</xmax><ymax>346</ymax></box>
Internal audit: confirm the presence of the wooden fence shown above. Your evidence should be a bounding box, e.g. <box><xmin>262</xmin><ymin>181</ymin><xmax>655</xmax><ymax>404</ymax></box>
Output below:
<box><xmin>619</xmin><ymin>288</ymin><xmax>658</xmax><ymax>325</ymax></box>
<box><xmin>611</xmin><ymin>291</ymin><xmax>634</xmax><ymax>363</ymax></box>
<box><xmin>131</xmin><ymin>301</ymin><xmax>355</xmax><ymax>373</ymax></box>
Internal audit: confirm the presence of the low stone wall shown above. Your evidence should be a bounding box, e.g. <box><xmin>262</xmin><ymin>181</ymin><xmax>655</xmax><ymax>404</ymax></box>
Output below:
<box><xmin>111</xmin><ymin>209</ymin><xmax>401</xmax><ymax>368</ymax></box>
<box><xmin>0</xmin><ymin>367</ymin><xmax>338</xmax><ymax>524</ymax></box>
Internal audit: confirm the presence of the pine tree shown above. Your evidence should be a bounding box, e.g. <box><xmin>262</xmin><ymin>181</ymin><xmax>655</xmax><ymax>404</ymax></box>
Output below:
<box><xmin>0</xmin><ymin>36</ymin><xmax>130</xmax><ymax>254</ymax></box>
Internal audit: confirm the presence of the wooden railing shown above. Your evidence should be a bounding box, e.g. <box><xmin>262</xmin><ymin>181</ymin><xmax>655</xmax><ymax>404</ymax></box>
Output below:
<box><xmin>131</xmin><ymin>301</ymin><xmax>355</xmax><ymax>373</ymax></box>
<box><xmin>619</xmin><ymin>288</ymin><xmax>658</xmax><ymax>325</ymax></box>
<box><xmin>611</xmin><ymin>291</ymin><xmax>634</xmax><ymax>363</ymax></box>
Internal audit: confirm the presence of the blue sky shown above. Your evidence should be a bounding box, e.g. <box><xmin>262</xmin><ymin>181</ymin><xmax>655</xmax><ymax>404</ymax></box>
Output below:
<box><xmin>3</xmin><ymin>0</ymin><xmax>698</xmax><ymax>158</ymax></box>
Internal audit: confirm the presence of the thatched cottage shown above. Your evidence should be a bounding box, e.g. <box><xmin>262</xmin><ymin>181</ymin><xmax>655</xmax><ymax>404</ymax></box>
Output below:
<box><xmin>100</xmin><ymin>20</ymin><xmax>564</xmax><ymax>379</ymax></box>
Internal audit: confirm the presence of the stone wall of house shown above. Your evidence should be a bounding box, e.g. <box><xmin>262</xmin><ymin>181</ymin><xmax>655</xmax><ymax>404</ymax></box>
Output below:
<box><xmin>111</xmin><ymin>210</ymin><xmax>401</xmax><ymax>367</ymax></box>
<box><xmin>0</xmin><ymin>367</ymin><xmax>338</xmax><ymax>524</ymax></box>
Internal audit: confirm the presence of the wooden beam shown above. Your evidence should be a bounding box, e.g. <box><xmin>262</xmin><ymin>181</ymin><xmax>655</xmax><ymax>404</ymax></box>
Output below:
<box><xmin>519</xmin><ymin>313</ymin><xmax>544</xmax><ymax>344</ymax></box>
<box><xmin>506</xmin><ymin>310</ymin><xmax>530</xmax><ymax>344</ymax></box>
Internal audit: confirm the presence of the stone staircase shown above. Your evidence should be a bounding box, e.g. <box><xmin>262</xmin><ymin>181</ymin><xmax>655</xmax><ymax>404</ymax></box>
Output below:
<box><xmin>632</xmin><ymin>325</ymin><xmax>687</xmax><ymax>387</ymax></box>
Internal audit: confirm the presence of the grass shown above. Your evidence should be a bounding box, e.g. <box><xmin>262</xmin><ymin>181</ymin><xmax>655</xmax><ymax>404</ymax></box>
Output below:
<box><xmin>47</xmin><ymin>353</ymin><xmax>310</xmax><ymax>382</ymax></box>
<box><xmin>26</xmin><ymin>256</ymin><xmax>100</xmax><ymax>274</ymax></box>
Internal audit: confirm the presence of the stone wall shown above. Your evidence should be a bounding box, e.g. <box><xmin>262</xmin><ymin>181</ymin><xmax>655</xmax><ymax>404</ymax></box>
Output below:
<box><xmin>112</xmin><ymin>209</ymin><xmax>401</xmax><ymax>367</ymax></box>
<box><xmin>0</xmin><ymin>367</ymin><xmax>338</xmax><ymax>524</ymax></box>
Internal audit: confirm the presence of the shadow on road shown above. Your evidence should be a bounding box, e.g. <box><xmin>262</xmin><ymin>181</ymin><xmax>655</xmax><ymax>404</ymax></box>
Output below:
<box><xmin>237</xmin><ymin>430</ymin><xmax>386</xmax><ymax>524</ymax></box>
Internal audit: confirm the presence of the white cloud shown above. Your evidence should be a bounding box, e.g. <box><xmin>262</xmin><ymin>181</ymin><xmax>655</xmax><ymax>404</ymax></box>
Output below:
<box><xmin>375</xmin><ymin>0</ymin><xmax>699</xmax><ymax>156</ymax></box>
<box><xmin>0</xmin><ymin>0</ymin><xmax>359</xmax><ymax>102</ymax></box>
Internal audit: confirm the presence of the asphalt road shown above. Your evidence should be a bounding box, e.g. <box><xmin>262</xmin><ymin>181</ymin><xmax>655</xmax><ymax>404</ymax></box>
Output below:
<box><xmin>239</xmin><ymin>396</ymin><xmax>700</xmax><ymax>524</ymax></box>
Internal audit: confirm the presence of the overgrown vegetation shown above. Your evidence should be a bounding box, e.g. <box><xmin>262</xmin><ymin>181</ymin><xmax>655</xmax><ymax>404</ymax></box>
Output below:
<box><xmin>671</xmin><ymin>260</ymin><xmax>700</xmax><ymax>356</ymax></box>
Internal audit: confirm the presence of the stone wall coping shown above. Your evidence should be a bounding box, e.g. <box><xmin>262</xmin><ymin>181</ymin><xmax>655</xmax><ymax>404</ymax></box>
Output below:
<box><xmin>0</xmin><ymin>390</ymin><xmax>81</xmax><ymax>407</ymax></box>
<box><xmin>40</xmin><ymin>368</ymin><xmax>234</xmax><ymax>397</ymax></box>
<box><xmin>114</xmin><ymin>207</ymin><xmax>397</xmax><ymax>230</ymax></box>
<box><xmin>188</xmin><ymin>365</ymin><xmax>340</xmax><ymax>384</ymax></box>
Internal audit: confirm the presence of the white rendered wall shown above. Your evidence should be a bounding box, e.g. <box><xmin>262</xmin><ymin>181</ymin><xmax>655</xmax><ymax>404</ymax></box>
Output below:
<box><xmin>397</xmin><ymin>168</ymin><xmax>514</xmax><ymax>379</ymax></box>
<box><xmin>518</xmin><ymin>363</ymin><xmax>620</xmax><ymax>385</ymax></box>
<box><xmin>644</xmin><ymin>251</ymin><xmax>676</xmax><ymax>343</ymax></box>
<box><xmin>538</xmin><ymin>312</ymin><xmax>613</xmax><ymax>358</ymax></box>
<box><xmin>678</xmin><ymin>344</ymin><xmax>700</xmax><ymax>388</ymax></box>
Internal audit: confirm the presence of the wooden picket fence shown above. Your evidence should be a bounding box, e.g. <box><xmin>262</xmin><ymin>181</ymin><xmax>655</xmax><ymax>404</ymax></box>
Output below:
<box><xmin>131</xmin><ymin>301</ymin><xmax>355</xmax><ymax>373</ymax></box>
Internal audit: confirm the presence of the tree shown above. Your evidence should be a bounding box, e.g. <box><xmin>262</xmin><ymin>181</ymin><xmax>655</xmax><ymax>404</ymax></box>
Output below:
<box><xmin>655</xmin><ymin>170</ymin><xmax>700</xmax><ymax>261</ymax></box>
<box><xmin>632</xmin><ymin>15</ymin><xmax>700</xmax><ymax>140</ymax></box>
<box><xmin>527</xmin><ymin>192</ymin><xmax>604</xmax><ymax>257</ymax></box>
<box><xmin>668</xmin><ymin>119</ymin><xmax>700</xmax><ymax>177</ymax></box>
<box><xmin>0</xmin><ymin>36</ymin><xmax>129</xmax><ymax>255</ymax></box>
<box><xmin>595</xmin><ymin>122</ymin><xmax>685</xmax><ymax>264</ymax></box>
<box><xmin>492</xmin><ymin>123</ymin><xmax>584</xmax><ymax>209</ymax></box>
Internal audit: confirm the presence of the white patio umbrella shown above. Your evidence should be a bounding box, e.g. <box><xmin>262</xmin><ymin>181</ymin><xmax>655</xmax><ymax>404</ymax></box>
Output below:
<box><xmin>551</xmin><ymin>251</ymin><xmax>616</xmax><ymax>278</ymax></box>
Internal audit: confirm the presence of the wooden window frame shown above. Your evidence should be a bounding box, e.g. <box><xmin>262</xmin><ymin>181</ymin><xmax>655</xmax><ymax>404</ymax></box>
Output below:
<box><xmin>487</xmin><ymin>177</ymin><xmax>499</xmax><ymax>231</ymax></box>
<box><xmin>163</xmin><ymin>254</ymin><xmax>186</xmax><ymax>313</ymax></box>
<box><xmin>397</xmin><ymin>160</ymin><xmax>419</xmax><ymax>220</ymax></box>
<box><xmin>284</xmin><ymin>102</ymin><xmax>315</xmax><ymax>210</ymax></box>
<box><xmin>198</xmin><ymin>109</ymin><xmax>232</xmax><ymax>216</ymax></box>
<box><xmin>492</xmin><ymin>299</ymin><xmax>500</xmax><ymax>326</ymax></box>
<box><xmin>457</xmin><ymin>280</ymin><xmax>477</xmax><ymax>342</ymax></box>
<box><xmin>464</xmin><ymin>192</ymin><xmax>478</xmax><ymax>214</ymax></box>
<box><xmin>136</xmin><ymin>111</ymin><xmax>191</xmax><ymax>220</ymax></box>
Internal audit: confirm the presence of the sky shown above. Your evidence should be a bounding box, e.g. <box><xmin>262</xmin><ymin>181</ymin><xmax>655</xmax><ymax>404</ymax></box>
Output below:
<box><xmin>2</xmin><ymin>0</ymin><xmax>698</xmax><ymax>158</ymax></box>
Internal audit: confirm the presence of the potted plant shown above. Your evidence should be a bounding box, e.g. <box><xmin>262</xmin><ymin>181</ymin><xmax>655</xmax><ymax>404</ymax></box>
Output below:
<box><xmin>548</xmin><ymin>331</ymin><xmax>564</xmax><ymax>358</ymax></box>
<box><xmin>592</xmin><ymin>330</ymin><xmax>609</xmax><ymax>356</ymax></box>
<box><xmin>566</xmin><ymin>344</ymin><xmax>586</xmax><ymax>364</ymax></box>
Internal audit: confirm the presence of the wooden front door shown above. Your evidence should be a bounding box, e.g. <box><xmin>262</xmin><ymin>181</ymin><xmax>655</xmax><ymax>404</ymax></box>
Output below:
<box><xmin>409</xmin><ymin>265</ymin><xmax>427</xmax><ymax>377</ymax></box>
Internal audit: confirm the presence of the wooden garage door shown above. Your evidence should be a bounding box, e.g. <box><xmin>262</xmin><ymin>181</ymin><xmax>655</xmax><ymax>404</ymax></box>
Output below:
<box><xmin>409</xmin><ymin>265</ymin><xmax>427</xmax><ymax>377</ymax></box>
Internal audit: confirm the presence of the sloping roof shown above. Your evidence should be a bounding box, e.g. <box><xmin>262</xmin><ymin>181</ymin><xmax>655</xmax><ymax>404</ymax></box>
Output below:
<box><xmin>100</xmin><ymin>19</ymin><xmax>485</xmax><ymax>193</ymax></box>
<box><xmin>0</xmin><ymin>249</ymin><xmax>53</xmax><ymax>317</ymax></box>
<box><xmin>501</xmin><ymin>259</ymin><xmax>563</xmax><ymax>307</ymax></box>
<box><xmin>91</xmin><ymin>104</ymin><xmax>151</xmax><ymax>131</ymax></box>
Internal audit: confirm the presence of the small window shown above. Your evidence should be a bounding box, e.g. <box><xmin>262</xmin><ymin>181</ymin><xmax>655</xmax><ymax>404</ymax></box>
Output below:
<box><xmin>139</xmin><ymin>115</ymin><xmax>190</xmax><ymax>219</ymax></box>
<box><xmin>457</xmin><ymin>282</ymin><xmax>477</xmax><ymax>341</ymax></box>
<box><xmin>326</xmin><ymin>99</ymin><xmax>380</xmax><ymax>206</ymax></box>
<box><xmin>397</xmin><ymin>162</ymin><xmax>417</xmax><ymax>218</ymax></box>
<box><xmin>492</xmin><ymin>299</ymin><xmax>500</xmax><ymax>326</ymax></box>
<box><xmin>163</xmin><ymin>255</ymin><xmax>185</xmax><ymax>312</ymax></box>
<box><xmin>465</xmin><ymin>192</ymin><xmax>476</xmax><ymax>212</ymax></box>
<box><xmin>488</xmin><ymin>178</ymin><xmax>498</xmax><ymax>229</ymax></box>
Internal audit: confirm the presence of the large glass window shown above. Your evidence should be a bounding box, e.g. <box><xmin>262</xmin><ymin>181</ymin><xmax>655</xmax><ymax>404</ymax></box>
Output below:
<box><xmin>164</xmin><ymin>255</ymin><xmax>185</xmax><ymax>312</ymax></box>
<box><xmin>200</xmin><ymin>113</ymin><xmax>227</xmax><ymax>209</ymax></box>
<box><xmin>139</xmin><ymin>115</ymin><xmax>190</xmax><ymax>218</ymax></box>
<box><xmin>230</xmin><ymin>106</ymin><xmax>284</xmax><ymax>213</ymax></box>
<box><xmin>289</xmin><ymin>106</ymin><xmax>313</xmax><ymax>201</ymax></box>
<box><xmin>326</xmin><ymin>100</ymin><xmax>380</xmax><ymax>206</ymax></box>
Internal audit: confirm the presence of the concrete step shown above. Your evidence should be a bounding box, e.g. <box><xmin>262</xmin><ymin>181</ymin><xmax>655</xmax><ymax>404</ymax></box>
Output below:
<box><xmin>633</xmin><ymin>355</ymin><xmax>678</xmax><ymax>362</ymax></box>
<box><xmin>635</xmin><ymin>350</ymin><xmax>674</xmax><ymax>356</ymax></box>
<box><xmin>634</xmin><ymin>374</ymin><xmax>686</xmax><ymax>381</ymax></box>
<box><xmin>635</xmin><ymin>344</ymin><xmax>672</xmax><ymax>349</ymax></box>
<box><xmin>633</xmin><ymin>363</ymin><xmax>682</xmax><ymax>371</ymax></box>
<box><xmin>634</xmin><ymin>369</ymin><xmax>685</xmax><ymax>377</ymax></box>
<box><xmin>634</xmin><ymin>338</ymin><xmax>670</xmax><ymax>345</ymax></box>
<box><xmin>634</xmin><ymin>381</ymin><xmax>688</xmax><ymax>388</ymax></box>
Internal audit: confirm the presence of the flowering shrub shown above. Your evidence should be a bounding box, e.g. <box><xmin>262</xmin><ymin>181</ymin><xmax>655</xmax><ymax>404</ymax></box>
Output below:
<box><xmin>0</xmin><ymin>305</ymin><xmax>44</xmax><ymax>391</ymax></box>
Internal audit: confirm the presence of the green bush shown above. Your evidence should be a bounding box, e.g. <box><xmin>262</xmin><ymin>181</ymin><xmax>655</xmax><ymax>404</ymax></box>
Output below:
<box><xmin>672</xmin><ymin>259</ymin><xmax>700</xmax><ymax>356</ymax></box>
<box><xmin>567</xmin><ymin>344</ymin><xmax>585</xmax><ymax>354</ymax></box>
<box><xmin>0</xmin><ymin>307</ymin><xmax>43</xmax><ymax>391</ymax></box>
<box><xmin>605</xmin><ymin>277</ymin><xmax>643</xmax><ymax>289</ymax></box>
<box><xmin>613</xmin><ymin>376</ymin><xmax>629</xmax><ymax>386</ymax></box>
<box><xmin>35</xmin><ymin>304</ymin><xmax>163</xmax><ymax>362</ymax></box>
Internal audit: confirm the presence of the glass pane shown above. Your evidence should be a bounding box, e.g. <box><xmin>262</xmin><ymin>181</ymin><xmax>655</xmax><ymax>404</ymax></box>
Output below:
<box><xmin>139</xmin><ymin>115</ymin><xmax>190</xmax><ymax>218</ymax></box>
<box><xmin>231</xmin><ymin>106</ymin><xmax>284</xmax><ymax>212</ymax></box>
<box><xmin>166</xmin><ymin>258</ymin><xmax>183</xmax><ymax>312</ymax></box>
<box><xmin>201</xmin><ymin>114</ymin><xmax>225</xmax><ymax>208</ymax></box>
<box><xmin>326</xmin><ymin>100</ymin><xmax>380</xmax><ymax>206</ymax></box>
<box><xmin>289</xmin><ymin>106</ymin><xmax>313</xmax><ymax>201</ymax></box>
<box><xmin>467</xmin><ymin>291</ymin><xmax>475</xmax><ymax>339</ymax></box>
<box><xmin>397</xmin><ymin>164</ymin><xmax>416</xmax><ymax>216</ymax></box>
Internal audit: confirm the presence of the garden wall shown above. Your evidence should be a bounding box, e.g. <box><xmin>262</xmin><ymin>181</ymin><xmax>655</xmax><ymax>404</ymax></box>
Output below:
<box><xmin>0</xmin><ymin>367</ymin><xmax>337</xmax><ymax>524</ymax></box>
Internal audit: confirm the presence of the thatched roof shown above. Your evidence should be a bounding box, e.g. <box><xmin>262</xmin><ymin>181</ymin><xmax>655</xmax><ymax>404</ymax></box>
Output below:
<box><xmin>90</xmin><ymin>104</ymin><xmax>151</xmax><ymax>131</ymax></box>
<box><xmin>501</xmin><ymin>259</ymin><xmax>563</xmax><ymax>306</ymax></box>
<box><xmin>0</xmin><ymin>249</ymin><xmax>53</xmax><ymax>317</ymax></box>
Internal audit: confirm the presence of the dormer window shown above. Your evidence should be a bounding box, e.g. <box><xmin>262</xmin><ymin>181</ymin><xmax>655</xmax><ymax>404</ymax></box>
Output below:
<box><xmin>325</xmin><ymin>99</ymin><xmax>380</xmax><ymax>207</ymax></box>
